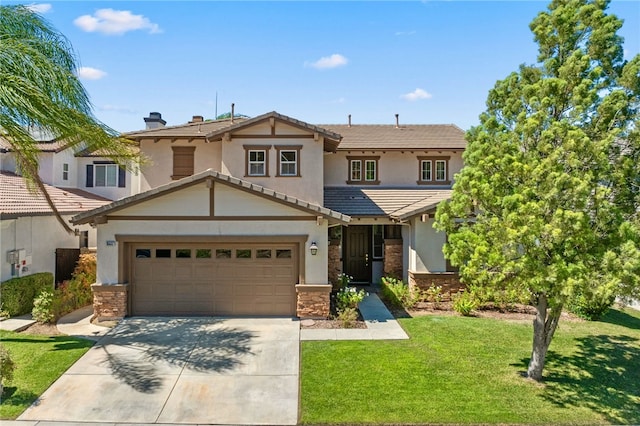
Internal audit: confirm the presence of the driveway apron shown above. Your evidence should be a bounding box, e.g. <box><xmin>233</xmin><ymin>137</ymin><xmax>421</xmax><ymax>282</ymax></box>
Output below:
<box><xmin>18</xmin><ymin>317</ymin><xmax>300</xmax><ymax>425</ymax></box>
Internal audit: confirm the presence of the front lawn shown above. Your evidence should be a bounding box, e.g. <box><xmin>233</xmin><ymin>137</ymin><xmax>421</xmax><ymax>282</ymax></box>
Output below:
<box><xmin>0</xmin><ymin>331</ymin><xmax>93</xmax><ymax>419</ymax></box>
<box><xmin>301</xmin><ymin>307</ymin><xmax>640</xmax><ymax>425</ymax></box>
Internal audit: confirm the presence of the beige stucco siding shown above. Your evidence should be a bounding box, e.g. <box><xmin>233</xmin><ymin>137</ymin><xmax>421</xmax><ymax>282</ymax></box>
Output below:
<box><xmin>221</xmin><ymin>136</ymin><xmax>324</xmax><ymax>205</ymax></box>
<box><xmin>409</xmin><ymin>216</ymin><xmax>446</xmax><ymax>273</ymax></box>
<box><xmin>214</xmin><ymin>184</ymin><xmax>310</xmax><ymax>216</ymax></box>
<box><xmin>113</xmin><ymin>184</ymin><xmax>209</xmax><ymax>217</ymax></box>
<box><xmin>139</xmin><ymin>140</ymin><xmax>222</xmax><ymax>191</ymax></box>
<box><xmin>324</xmin><ymin>151</ymin><xmax>464</xmax><ymax>187</ymax></box>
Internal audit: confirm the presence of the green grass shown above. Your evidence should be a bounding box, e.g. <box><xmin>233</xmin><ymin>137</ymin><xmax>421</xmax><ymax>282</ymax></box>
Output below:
<box><xmin>0</xmin><ymin>331</ymin><xmax>93</xmax><ymax>419</ymax></box>
<box><xmin>301</xmin><ymin>308</ymin><xmax>640</xmax><ymax>425</ymax></box>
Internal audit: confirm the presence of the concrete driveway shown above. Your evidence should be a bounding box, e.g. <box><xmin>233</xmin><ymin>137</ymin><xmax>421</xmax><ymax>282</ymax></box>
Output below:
<box><xmin>19</xmin><ymin>317</ymin><xmax>300</xmax><ymax>425</ymax></box>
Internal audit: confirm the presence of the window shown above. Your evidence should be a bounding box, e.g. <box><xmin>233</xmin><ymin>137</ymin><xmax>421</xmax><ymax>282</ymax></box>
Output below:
<box><xmin>244</xmin><ymin>145</ymin><xmax>270</xmax><ymax>177</ymax></box>
<box><xmin>236</xmin><ymin>249</ymin><xmax>252</xmax><ymax>259</ymax></box>
<box><xmin>417</xmin><ymin>156</ymin><xmax>450</xmax><ymax>185</ymax></box>
<box><xmin>216</xmin><ymin>249</ymin><xmax>232</xmax><ymax>259</ymax></box>
<box><xmin>373</xmin><ymin>225</ymin><xmax>384</xmax><ymax>259</ymax></box>
<box><xmin>172</xmin><ymin>146</ymin><xmax>195</xmax><ymax>180</ymax></box>
<box><xmin>156</xmin><ymin>249</ymin><xmax>171</xmax><ymax>258</ymax></box>
<box><xmin>62</xmin><ymin>163</ymin><xmax>69</xmax><ymax>181</ymax></box>
<box><xmin>347</xmin><ymin>156</ymin><xmax>380</xmax><ymax>185</ymax></box>
<box><xmin>276</xmin><ymin>249</ymin><xmax>292</xmax><ymax>258</ymax></box>
<box><xmin>196</xmin><ymin>249</ymin><xmax>212</xmax><ymax>258</ymax></box>
<box><xmin>176</xmin><ymin>249</ymin><xmax>191</xmax><ymax>258</ymax></box>
<box><xmin>276</xmin><ymin>145</ymin><xmax>302</xmax><ymax>177</ymax></box>
<box><xmin>96</xmin><ymin>164</ymin><xmax>117</xmax><ymax>187</ymax></box>
<box><xmin>256</xmin><ymin>249</ymin><xmax>272</xmax><ymax>259</ymax></box>
<box><xmin>86</xmin><ymin>162</ymin><xmax>125</xmax><ymax>188</ymax></box>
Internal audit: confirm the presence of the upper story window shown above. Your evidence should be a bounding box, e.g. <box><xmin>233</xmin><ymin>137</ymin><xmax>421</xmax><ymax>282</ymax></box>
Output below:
<box><xmin>347</xmin><ymin>156</ymin><xmax>380</xmax><ymax>185</ymax></box>
<box><xmin>62</xmin><ymin>163</ymin><xmax>69</xmax><ymax>181</ymax></box>
<box><xmin>276</xmin><ymin>145</ymin><xmax>301</xmax><ymax>177</ymax></box>
<box><xmin>417</xmin><ymin>156</ymin><xmax>450</xmax><ymax>185</ymax></box>
<box><xmin>86</xmin><ymin>162</ymin><xmax>125</xmax><ymax>188</ymax></box>
<box><xmin>244</xmin><ymin>145</ymin><xmax>270</xmax><ymax>177</ymax></box>
<box><xmin>172</xmin><ymin>146</ymin><xmax>195</xmax><ymax>180</ymax></box>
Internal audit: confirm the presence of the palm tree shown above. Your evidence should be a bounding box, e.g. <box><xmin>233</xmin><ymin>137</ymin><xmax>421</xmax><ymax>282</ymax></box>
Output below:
<box><xmin>0</xmin><ymin>5</ymin><xmax>137</xmax><ymax>233</ymax></box>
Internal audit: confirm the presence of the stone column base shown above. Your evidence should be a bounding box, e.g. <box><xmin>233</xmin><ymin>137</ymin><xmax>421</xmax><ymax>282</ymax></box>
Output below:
<box><xmin>91</xmin><ymin>283</ymin><xmax>128</xmax><ymax>322</ymax></box>
<box><xmin>296</xmin><ymin>284</ymin><xmax>331</xmax><ymax>319</ymax></box>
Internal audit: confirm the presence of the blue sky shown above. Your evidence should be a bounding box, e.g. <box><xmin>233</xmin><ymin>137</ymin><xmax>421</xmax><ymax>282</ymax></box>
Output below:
<box><xmin>10</xmin><ymin>1</ymin><xmax>640</xmax><ymax>132</ymax></box>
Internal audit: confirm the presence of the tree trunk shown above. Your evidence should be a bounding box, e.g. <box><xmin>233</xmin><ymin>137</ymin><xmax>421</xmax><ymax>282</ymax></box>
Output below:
<box><xmin>527</xmin><ymin>293</ymin><xmax>562</xmax><ymax>381</ymax></box>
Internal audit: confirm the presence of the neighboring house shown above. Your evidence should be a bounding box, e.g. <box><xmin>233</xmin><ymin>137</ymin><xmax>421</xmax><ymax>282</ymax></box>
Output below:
<box><xmin>0</xmin><ymin>135</ymin><xmax>138</xmax><ymax>284</ymax></box>
<box><xmin>71</xmin><ymin>111</ymin><xmax>467</xmax><ymax>319</ymax></box>
<box><xmin>0</xmin><ymin>171</ymin><xmax>110</xmax><ymax>282</ymax></box>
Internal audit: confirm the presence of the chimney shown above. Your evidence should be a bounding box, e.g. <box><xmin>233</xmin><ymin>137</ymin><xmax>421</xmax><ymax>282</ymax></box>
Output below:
<box><xmin>231</xmin><ymin>103</ymin><xmax>235</xmax><ymax>124</ymax></box>
<box><xmin>144</xmin><ymin>112</ymin><xmax>166</xmax><ymax>129</ymax></box>
<box><xmin>190</xmin><ymin>115</ymin><xmax>204</xmax><ymax>123</ymax></box>
<box><xmin>348</xmin><ymin>114</ymin><xmax>352</xmax><ymax>127</ymax></box>
<box><xmin>395</xmin><ymin>113</ymin><xmax>399</xmax><ymax>128</ymax></box>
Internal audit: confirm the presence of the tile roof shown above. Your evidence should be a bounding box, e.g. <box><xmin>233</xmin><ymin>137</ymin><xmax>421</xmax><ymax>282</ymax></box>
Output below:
<box><xmin>0</xmin><ymin>138</ymin><xmax>66</xmax><ymax>153</ymax></box>
<box><xmin>0</xmin><ymin>172</ymin><xmax>112</xmax><ymax>219</ymax></box>
<box><xmin>123</xmin><ymin>117</ymin><xmax>245</xmax><ymax>140</ymax></box>
<box><xmin>72</xmin><ymin>169</ymin><xmax>351</xmax><ymax>225</ymax></box>
<box><xmin>320</xmin><ymin>124</ymin><xmax>466</xmax><ymax>150</ymax></box>
<box><xmin>324</xmin><ymin>187</ymin><xmax>452</xmax><ymax>220</ymax></box>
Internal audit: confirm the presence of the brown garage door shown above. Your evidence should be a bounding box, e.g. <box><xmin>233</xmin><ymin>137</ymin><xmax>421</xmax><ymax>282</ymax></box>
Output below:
<box><xmin>131</xmin><ymin>243</ymin><xmax>298</xmax><ymax>316</ymax></box>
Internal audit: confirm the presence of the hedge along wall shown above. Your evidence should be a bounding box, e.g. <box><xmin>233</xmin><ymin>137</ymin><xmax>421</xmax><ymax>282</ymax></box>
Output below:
<box><xmin>0</xmin><ymin>273</ymin><xmax>54</xmax><ymax>317</ymax></box>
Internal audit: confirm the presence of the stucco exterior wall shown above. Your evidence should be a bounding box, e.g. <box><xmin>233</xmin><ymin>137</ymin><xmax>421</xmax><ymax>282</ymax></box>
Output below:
<box><xmin>118</xmin><ymin>184</ymin><xmax>209</xmax><ymax>216</ymax></box>
<box><xmin>37</xmin><ymin>153</ymin><xmax>54</xmax><ymax>185</ymax></box>
<box><xmin>220</xmin><ymin>123</ymin><xmax>325</xmax><ymax>205</ymax></box>
<box><xmin>51</xmin><ymin>149</ymin><xmax>77</xmax><ymax>188</ymax></box>
<box><xmin>0</xmin><ymin>216</ymin><xmax>96</xmax><ymax>282</ymax></box>
<box><xmin>138</xmin><ymin>140</ymin><xmax>222</xmax><ymax>191</ymax></box>
<box><xmin>324</xmin><ymin>150</ymin><xmax>464</xmax><ymax>187</ymax></box>
<box><xmin>409</xmin><ymin>216</ymin><xmax>446</xmax><ymax>273</ymax></box>
<box><xmin>75</xmin><ymin>157</ymin><xmax>138</xmax><ymax>201</ymax></box>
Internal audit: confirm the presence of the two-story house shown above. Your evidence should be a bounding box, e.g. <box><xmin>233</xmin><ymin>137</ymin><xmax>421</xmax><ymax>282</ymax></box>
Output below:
<box><xmin>0</xmin><ymin>134</ymin><xmax>139</xmax><ymax>283</ymax></box>
<box><xmin>72</xmin><ymin>111</ymin><xmax>467</xmax><ymax>320</ymax></box>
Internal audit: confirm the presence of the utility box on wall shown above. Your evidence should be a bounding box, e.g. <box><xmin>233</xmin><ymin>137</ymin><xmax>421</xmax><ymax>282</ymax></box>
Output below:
<box><xmin>6</xmin><ymin>249</ymin><xmax>32</xmax><ymax>276</ymax></box>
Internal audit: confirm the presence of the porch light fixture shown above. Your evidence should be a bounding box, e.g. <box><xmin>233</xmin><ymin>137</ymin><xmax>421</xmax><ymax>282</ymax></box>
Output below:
<box><xmin>309</xmin><ymin>241</ymin><xmax>319</xmax><ymax>256</ymax></box>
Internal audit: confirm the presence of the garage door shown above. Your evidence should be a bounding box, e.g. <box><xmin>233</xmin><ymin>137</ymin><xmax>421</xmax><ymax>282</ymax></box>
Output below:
<box><xmin>131</xmin><ymin>243</ymin><xmax>298</xmax><ymax>316</ymax></box>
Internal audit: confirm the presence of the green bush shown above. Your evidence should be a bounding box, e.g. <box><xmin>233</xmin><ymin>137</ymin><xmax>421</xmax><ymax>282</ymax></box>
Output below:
<box><xmin>380</xmin><ymin>276</ymin><xmax>419</xmax><ymax>309</ymax></box>
<box><xmin>0</xmin><ymin>344</ymin><xmax>16</xmax><ymax>394</ymax></box>
<box><xmin>32</xmin><ymin>291</ymin><xmax>55</xmax><ymax>324</ymax></box>
<box><xmin>335</xmin><ymin>286</ymin><xmax>367</xmax><ymax>311</ymax></box>
<box><xmin>453</xmin><ymin>291</ymin><xmax>477</xmax><ymax>316</ymax></box>
<box><xmin>336</xmin><ymin>306</ymin><xmax>359</xmax><ymax>328</ymax></box>
<box><xmin>567</xmin><ymin>288</ymin><xmax>616</xmax><ymax>321</ymax></box>
<box><xmin>0</xmin><ymin>273</ymin><xmax>54</xmax><ymax>317</ymax></box>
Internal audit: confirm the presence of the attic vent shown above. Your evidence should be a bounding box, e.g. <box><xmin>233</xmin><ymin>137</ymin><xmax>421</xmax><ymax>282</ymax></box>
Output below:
<box><xmin>350</xmin><ymin>195</ymin><xmax>368</xmax><ymax>200</ymax></box>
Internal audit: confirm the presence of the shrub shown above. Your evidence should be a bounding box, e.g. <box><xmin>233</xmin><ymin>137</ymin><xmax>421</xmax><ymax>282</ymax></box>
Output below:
<box><xmin>0</xmin><ymin>272</ymin><xmax>54</xmax><ymax>317</ymax></box>
<box><xmin>337</xmin><ymin>273</ymin><xmax>352</xmax><ymax>289</ymax></box>
<box><xmin>336</xmin><ymin>307</ymin><xmax>359</xmax><ymax>328</ymax></box>
<box><xmin>453</xmin><ymin>291</ymin><xmax>477</xmax><ymax>316</ymax></box>
<box><xmin>424</xmin><ymin>285</ymin><xmax>443</xmax><ymax>307</ymax></box>
<box><xmin>335</xmin><ymin>286</ymin><xmax>367</xmax><ymax>311</ymax></box>
<box><xmin>380</xmin><ymin>276</ymin><xmax>419</xmax><ymax>309</ymax></box>
<box><xmin>0</xmin><ymin>344</ymin><xmax>16</xmax><ymax>394</ymax></box>
<box><xmin>567</xmin><ymin>287</ymin><xmax>616</xmax><ymax>321</ymax></box>
<box><xmin>32</xmin><ymin>290</ymin><xmax>55</xmax><ymax>324</ymax></box>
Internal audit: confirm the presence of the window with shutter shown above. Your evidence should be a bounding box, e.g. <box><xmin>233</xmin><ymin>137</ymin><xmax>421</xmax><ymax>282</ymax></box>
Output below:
<box><xmin>171</xmin><ymin>146</ymin><xmax>195</xmax><ymax>180</ymax></box>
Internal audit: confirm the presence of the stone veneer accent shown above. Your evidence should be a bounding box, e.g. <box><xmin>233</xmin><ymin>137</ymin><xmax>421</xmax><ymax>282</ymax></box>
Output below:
<box><xmin>408</xmin><ymin>271</ymin><xmax>466</xmax><ymax>301</ymax></box>
<box><xmin>296</xmin><ymin>284</ymin><xmax>331</xmax><ymax>318</ymax></box>
<box><xmin>383</xmin><ymin>239</ymin><xmax>403</xmax><ymax>278</ymax></box>
<box><xmin>328</xmin><ymin>239</ymin><xmax>342</xmax><ymax>289</ymax></box>
<box><xmin>91</xmin><ymin>283</ymin><xmax>128</xmax><ymax>321</ymax></box>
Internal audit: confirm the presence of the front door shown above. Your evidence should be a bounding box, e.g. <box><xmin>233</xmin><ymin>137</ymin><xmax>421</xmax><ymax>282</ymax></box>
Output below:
<box><xmin>344</xmin><ymin>226</ymin><xmax>371</xmax><ymax>283</ymax></box>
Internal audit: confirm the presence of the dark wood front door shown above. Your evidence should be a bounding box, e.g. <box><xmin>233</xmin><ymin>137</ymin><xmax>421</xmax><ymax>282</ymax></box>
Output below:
<box><xmin>344</xmin><ymin>226</ymin><xmax>371</xmax><ymax>283</ymax></box>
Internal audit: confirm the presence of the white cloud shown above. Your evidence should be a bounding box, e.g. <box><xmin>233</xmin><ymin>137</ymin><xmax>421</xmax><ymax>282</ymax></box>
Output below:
<box><xmin>401</xmin><ymin>88</ymin><xmax>433</xmax><ymax>101</ymax></box>
<box><xmin>395</xmin><ymin>30</ymin><xmax>416</xmax><ymax>36</ymax></box>
<box><xmin>74</xmin><ymin>9</ymin><xmax>162</xmax><ymax>35</ymax></box>
<box><xmin>77</xmin><ymin>67</ymin><xmax>107</xmax><ymax>80</ymax></box>
<box><xmin>26</xmin><ymin>3</ymin><xmax>52</xmax><ymax>13</ymax></box>
<box><xmin>305</xmin><ymin>54</ymin><xmax>348</xmax><ymax>70</ymax></box>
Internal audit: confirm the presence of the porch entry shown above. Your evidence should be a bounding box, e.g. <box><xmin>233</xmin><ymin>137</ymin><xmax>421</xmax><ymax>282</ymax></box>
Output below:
<box><xmin>343</xmin><ymin>224</ymin><xmax>399</xmax><ymax>284</ymax></box>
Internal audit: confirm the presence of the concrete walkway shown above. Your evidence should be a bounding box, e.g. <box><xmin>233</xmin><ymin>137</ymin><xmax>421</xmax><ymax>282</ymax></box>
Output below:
<box><xmin>300</xmin><ymin>293</ymin><xmax>409</xmax><ymax>340</ymax></box>
<box><xmin>0</xmin><ymin>314</ymin><xmax>35</xmax><ymax>332</ymax></box>
<box><xmin>56</xmin><ymin>305</ymin><xmax>111</xmax><ymax>340</ymax></box>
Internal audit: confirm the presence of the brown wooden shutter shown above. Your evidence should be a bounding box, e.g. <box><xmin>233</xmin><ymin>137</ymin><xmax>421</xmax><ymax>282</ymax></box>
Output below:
<box><xmin>171</xmin><ymin>146</ymin><xmax>195</xmax><ymax>180</ymax></box>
